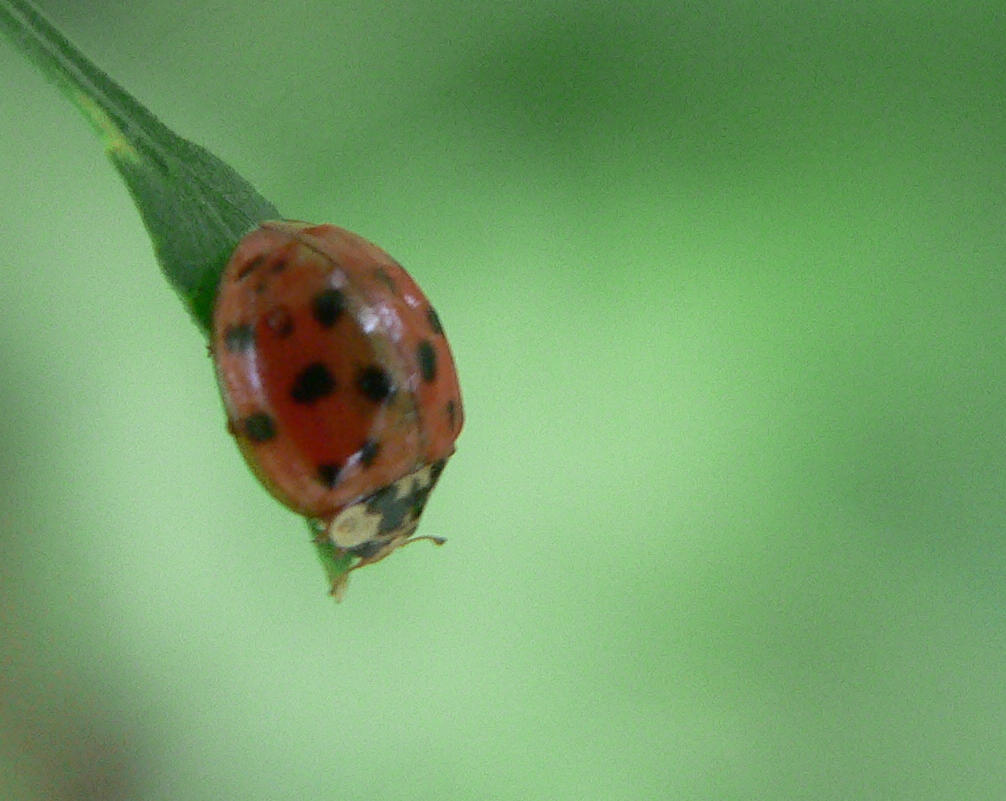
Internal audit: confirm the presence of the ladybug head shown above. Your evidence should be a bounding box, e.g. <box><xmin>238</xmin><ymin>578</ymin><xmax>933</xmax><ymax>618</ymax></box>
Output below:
<box><xmin>321</xmin><ymin>460</ymin><xmax>448</xmax><ymax>595</ymax></box>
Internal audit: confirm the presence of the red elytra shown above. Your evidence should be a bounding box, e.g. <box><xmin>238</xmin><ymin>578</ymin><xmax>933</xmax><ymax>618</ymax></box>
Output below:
<box><xmin>212</xmin><ymin>220</ymin><xmax>463</xmax><ymax>576</ymax></box>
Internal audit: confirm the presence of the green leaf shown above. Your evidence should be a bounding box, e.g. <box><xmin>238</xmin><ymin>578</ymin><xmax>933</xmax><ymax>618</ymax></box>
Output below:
<box><xmin>0</xmin><ymin>1</ymin><xmax>360</xmax><ymax>596</ymax></box>
<box><xmin>0</xmin><ymin>0</ymin><xmax>279</xmax><ymax>333</ymax></box>
<box><xmin>310</xmin><ymin>520</ymin><xmax>357</xmax><ymax>601</ymax></box>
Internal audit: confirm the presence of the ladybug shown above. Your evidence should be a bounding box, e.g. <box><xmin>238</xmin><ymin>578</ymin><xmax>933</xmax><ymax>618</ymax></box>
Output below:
<box><xmin>211</xmin><ymin>220</ymin><xmax>463</xmax><ymax>591</ymax></box>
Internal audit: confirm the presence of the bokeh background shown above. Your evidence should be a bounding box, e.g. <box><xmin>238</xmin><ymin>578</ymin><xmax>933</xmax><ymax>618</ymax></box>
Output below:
<box><xmin>1</xmin><ymin>1</ymin><xmax>1004</xmax><ymax>799</ymax></box>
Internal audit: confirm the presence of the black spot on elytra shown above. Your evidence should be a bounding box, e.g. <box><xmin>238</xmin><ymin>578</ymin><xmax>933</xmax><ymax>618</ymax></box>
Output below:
<box><xmin>374</xmin><ymin>267</ymin><xmax>397</xmax><ymax>293</ymax></box>
<box><xmin>317</xmin><ymin>462</ymin><xmax>342</xmax><ymax>488</ymax></box>
<box><xmin>359</xmin><ymin>439</ymin><xmax>379</xmax><ymax>466</ymax></box>
<box><xmin>236</xmin><ymin>254</ymin><xmax>265</xmax><ymax>280</ymax></box>
<box><xmin>417</xmin><ymin>340</ymin><xmax>437</xmax><ymax>382</ymax></box>
<box><xmin>446</xmin><ymin>398</ymin><xmax>457</xmax><ymax>429</ymax></box>
<box><xmin>242</xmin><ymin>413</ymin><xmax>276</xmax><ymax>443</ymax></box>
<box><xmin>290</xmin><ymin>362</ymin><xmax>336</xmax><ymax>403</ymax></box>
<box><xmin>427</xmin><ymin>306</ymin><xmax>443</xmax><ymax>335</ymax></box>
<box><xmin>265</xmin><ymin>306</ymin><xmax>294</xmax><ymax>337</ymax></box>
<box><xmin>271</xmin><ymin>258</ymin><xmax>287</xmax><ymax>273</ymax></box>
<box><xmin>223</xmin><ymin>323</ymin><xmax>254</xmax><ymax>352</ymax></box>
<box><xmin>312</xmin><ymin>288</ymin><xmax>345</xmax><ymax>328</ymax></box>
<box><xmin>356</xmin><ymin>365</ymin><xmax>393</xmax><ymax>403</ymax></box>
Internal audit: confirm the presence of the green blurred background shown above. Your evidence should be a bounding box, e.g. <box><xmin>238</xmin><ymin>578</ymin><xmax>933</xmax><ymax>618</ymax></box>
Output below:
<box><xmin>1</xmin><ymin>1</ymin><xmax>1003</xmax><ymax>798</ymax></box>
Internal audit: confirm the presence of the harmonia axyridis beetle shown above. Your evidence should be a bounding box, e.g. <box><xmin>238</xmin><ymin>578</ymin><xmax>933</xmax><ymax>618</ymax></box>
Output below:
<box><xmin>211</xmin><ymin>220</ymin><xmax>463</xmax><ymax>594</ymax></box>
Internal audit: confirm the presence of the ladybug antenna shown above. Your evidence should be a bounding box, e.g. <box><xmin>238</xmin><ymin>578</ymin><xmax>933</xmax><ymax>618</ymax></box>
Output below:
<box><xmin>408</xmin><ymin>534</ymin><xmax>447</xmax><ymax>547</ymax></box>
<box><xmin>331</xmin><ymin>534</ymin><xmax>447</xmax><ymax>599</ymax></box>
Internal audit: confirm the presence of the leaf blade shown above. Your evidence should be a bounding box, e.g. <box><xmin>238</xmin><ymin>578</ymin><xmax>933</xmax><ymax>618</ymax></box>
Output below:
<box><xmin>0</xmin><ymin>0</ymin><xmax>279</xmax><ymax>333</ymax></box>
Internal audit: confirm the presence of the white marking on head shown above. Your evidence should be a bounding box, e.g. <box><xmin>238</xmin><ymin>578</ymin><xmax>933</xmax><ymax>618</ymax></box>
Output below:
<box><xmin>326</xmin><ymin>464</ymin><xmax>437</xmax><ymax>549</ymax></box>
<box><xmin>328</xmin><ymin>503</ymin><xmax>383</xmax><ymax>548</ymax></box>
